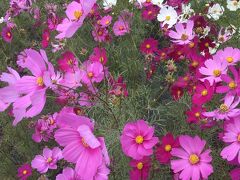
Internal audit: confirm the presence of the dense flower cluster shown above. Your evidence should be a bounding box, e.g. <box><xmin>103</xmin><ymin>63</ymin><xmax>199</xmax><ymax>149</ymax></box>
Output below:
<box><xmin>1</xmin><ymin>0</ymin><xmax>240</xmax><ymax>179</ymax></box>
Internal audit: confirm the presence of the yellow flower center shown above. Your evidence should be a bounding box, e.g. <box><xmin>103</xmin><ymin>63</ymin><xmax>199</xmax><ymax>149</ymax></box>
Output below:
<box><xmin>36</xmin><ymin>77</ymin><xmax>44</xmax><ymax>86</ymax></box>
<box><xmin>148</xmin><ymin>11</ymin><xmax>152</xmax><ymax>15</ymax></box>
<box><xmin>226</xmin><ymin>57</ymin><xmax>234</xmax><ymax>63</ymax></box>
<box><xmin>229</xmin><ymin>81</ymin><xmax>237</xmax><ymax>89</ymax></box>
<box><xmin>88</xmin><ymin>72</ymin><xmax>94</xmax><ymax>78</ymax></box>
<box><xmin>49</xmin><ymin>119</ymin><xmax>55</xmax><ymax>125</ymax></box>
<box><xmin>165</xmin><ymin>16</ymin><xmax>171</xmax><ymax>21</ymax></box>
<box><xmin>164</xmin><ymin>144</ymin><xmax>172</xmax><ymax>152</ymax></box>
<box><xmin>201</xmin><ymin>89</ymin><xmax>208</xmax><ymax>96</ymax></box>
<box><xmin>181</xmin><ymin>34</ymin><xmax>189</xmax><ymax>41</ymax></box>
<box><xmin>219</xmin><ymin>104</ymin><xmax>229</xmax><ymax>113</ymax></box>
<box><xmin>46</xmin><ymin>157</ymin><xmax>53</xmax><ymax>163</ymax></box>
<box><xmin>146</xmin><ymin>44</ymin><xmax>151</xmax><ymax>49</ymax></box>
<box><xmin>205</xmin><ymin>42</ymin><xmax>209</xmax><ymax>47</ymax></box>
<box><xmin>67</xmin><ymin>59</ymin><xmax>73</xmax><ymax>65</ymax></box>
<box><xmin>192</xmin><ymin>61</ymin><xmax>199</xmax><ymax>68</ymax></box>
<box><xmin>22</xmin><ymin>170</ymin><xmax>27</xmax><ymax>175</ymax></box>
<box><xmin>213</xmin><ymin>69</ymin><xmax>221</xmax><ymax>77</ymax></box>
<box><xmin>189</xmin><ymin>42</ymin><xmax>195</xmax><ymax>48</ymax></box>
<box><xmin>119</xmin><ymin>26</ymin><xmax>124</xmax><ymax>30</ymax></box>
<box><xmin>137</xmin><ymin>162</ymin><xmax>143</xmax><ymax>170</ymax></box>
<box><xmin>195</xmin><ymin>112</ymin><xmax>200</xmax><ymax>117</ymax></box>
<box><xmin>237</xmin><ymin>134</ymin><xmax>240</xmax><ymax>141</ymax></box>
<box><xmin>105</xmin><ymin>20</ymin><xmax>110</xmax><ymax>25</ymax></box>
<box><xmin>146</xmin><ymin>0</ymin><xmax>151</xmax><ymax>2</ymax></box>
<box><xmin>74</xmin><ymin>10</ymin><xmax>83</xmax><ymax>20</ymax></box>
<box><xmin>82</xmin><ymin>138</ymin><xmax>89</xmax><ymax>147</ymax></box>
<box><xmin>135</xmin><ymin>135</ymin><xmax>144</xmax><ymax>144</ymax></box>
<box><xmin>100</xmin><ymin>57</ymin><xmax>104</xmax><ymax>63</ymax></box>
<box><xmin>189</xmin><ymin>154</ymin><xmax>200</xmax><ymax>164</ymax></box>
<box><xmin>7</xmin><ymin>32</ymin><xmax>11</xmax><ymax>37</ymax></box>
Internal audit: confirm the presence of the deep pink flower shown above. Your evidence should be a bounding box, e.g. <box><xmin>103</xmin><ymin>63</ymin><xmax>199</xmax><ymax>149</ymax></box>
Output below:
<box><xmin>230</xmin><ymin>168</ymin><xmax>240</xmax><ymax>180</ymax></box>
<box><xmin>140</xmin><ymin>38</ymin><xmax>158</xmax><ymax>54</ymax></box>
<box><xmin>58</xmin><ymin>51</ymin><xmax>78</xmax><ymax>72</ymax></box>
<box><xmin>120</xmin><ymin>119</ymin><xmax>158</xmax><ymax>160</ymax></box>
<box><xmin>129</xmin><ymin>157</ymin><xmax>151</xmax><ymax>180</ymax></box>
<box><xmin>99</xmin><ymin>15</ymin><xmax>112</xmax><ymax>28</ymax></box>
<box><xmin>204</xmin><ymin>95</ymin><xmax>240</xmax><ymax>121</ymax></box>
<box><xmin>171</xmin><ymin>135</ymin><xmax>213</xmax><ymax>180</ymax></box>
<box><xmin>108</xmin><ymin>75</ymin><xmax>128</xmax><ymax>97</ymax></box>
<box><xmin>1</xmin><ymin>26</ymin><xmax>13</xmax><ymax>43</ymax></box>
<box><xmin>221</xmin><ymin>118</ymin><xmax>240</xmax><ymax>163</ymax></box>
<box><xmin>199</xmin><ymin>58</ymin><xmax>228</xmax><ymax>85</ymax></box>
<box><xmin>41</xmin><ymin>29</ymin><xmax>50</xmax><ymax>48</ymax></box>
<box><xmin>156</xmin><ymin>133</ymin><xmax>179</xmax><ymax>164</ymax></box>
<box><xmin>215</xmin><ymin>47</ymin><xmax>240</xmax><ymax>66</ymax></box>
<box><xmin>54</xmin><ymin>112</ymin><xmax>105</xmax><ymax>179</ymax></box>
<box><xmin>92</xmin><ymin>26</ymin><xmax>108</xmax><ymax>42</ymax></box>
<box><xmin>169</xmin><ymin>20</ymin><xmax>195</xmax><ymax>45</ymax></box>
<box><xmin>192</xmin><ymin>80</ymin><xmax>214</xmax><ymax>105</ymax></box>
<box><xmin>17</xmin><ymin>164</ymin><xmax>32</xmax><ymax>180</ymax></box>
<box><xmin>186</xmin><ymin>106</ymin><xmax>206</xmax><ymax>124</ymax></box>
<box><xmin>216</xmin><ymin>66</ymin><xmax>240</xmax><ymax>96</ymax></box>
<box><xmin>113</xmin><ymin>19</ymin><xmax>130</xmax><ymax>36</ymax></box>
<box><xmin>141</xmin><ymin>5</ymin><xmax>159</xmax><ymax>21</ymax></box>
<box><xmin>81</xmin><ymin>61</ymin><xmax>104</xmax><ymax>85</ymax></box>
<box><xmin>89</xmin><ymin>47</ymin><xmax>108</xmax><ymax>65</ymax></box>
<box><xmin>31</xmin><ymin>147</ymin><xmax>62</xmax><ymax>173</ymax></box>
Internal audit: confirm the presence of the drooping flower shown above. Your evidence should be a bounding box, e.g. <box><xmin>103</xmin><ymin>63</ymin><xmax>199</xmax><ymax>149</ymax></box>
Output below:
<box><xmin>171</xmin><ymin>135</ymin><xmax>213</xmax><ymax>180</ymax></box>
<box><xmin>54</xmin><ymin>112</ymin><xmax>104</xmax><ymax>179</ymax></box>
<box><xmin>157</xmin><ymin>6</ymin><xmax>178</xmax><ymax>28</ymax></box>
<box><xmin>1</xmin><ymin>26</ymin><xmax>13</xmax><ymax>43</ymax></box>
<box><xmin>17</xmin><ymin>164</ymin><xmax>32</xmax><ymax>180</ymax></box>
<box><xmin>120</xmin><ymin>119</ymin><xmax>158</xmax><ymax>160</ymax></box>
<box><xmin>31</xmin><ymin>147</ymin><xmax>63</xmax><ymax>174</ymax></box>
<box><xmin>168</xmin><ymin>20</ymin><xmax>195</xmax><ymax>45</ymax></box>
<box><xmin>221</xmin><ymin>118</ymin><xmax>240</xmax><ymax>164</ymax></box>
<box><xmin>140</xmin><ymin>38</ymin><xmax>158</xmax><ymax>54</ymax></box>
<box><xmin>156</xmin><ymin>133</ymin><xmax>179</xmax><ymax>164</ymax></box>
<box><xmin>129</xmin><ymin>157</ymin><xmax>151</xmax><ymax>180</ymax></box>
<box><xmin>199</xmin><ymin>58</ymin><xmax>228</xmax><ymax>85</ymax></box>
<box><xmin>204</xmin><ymin>95</ymin><xmax>240</xmax><ymax>121</ymax></box>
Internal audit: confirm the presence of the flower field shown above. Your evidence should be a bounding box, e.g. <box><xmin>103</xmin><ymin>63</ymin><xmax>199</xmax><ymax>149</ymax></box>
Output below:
<box><xmin>1</xmin><ymin>0</ymin><xmax>240</xmax><ymax>179</ymax></box>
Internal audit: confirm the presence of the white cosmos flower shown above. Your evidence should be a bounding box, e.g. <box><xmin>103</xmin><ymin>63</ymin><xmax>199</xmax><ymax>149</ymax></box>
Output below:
<box><xmin>152</xmin><ymin>0</ymin><xmax>164</xmax><ymax>7</ymax></box>
<box><xmin>103</xmin><ymin>0</ymin><xmax>117</xmax><ymax>10</ymax></box>
<box><xmin>207</xmin><ymin>3</ymin><xmax>224</xmax><ymax>20</ymax></box>
<box><xmin>178</xmin><ymin>3</ymin><xmax>195</xmax><ymax>23</ymax></box>
<box><xmin>157</xmin><ymin>6</ymin><xmax>178</xmax><ymax>28</ymax></box>
<box><xmin>227</xmin><ymin>0</ymin><xmax>240</xmax><ymax>11</ymax></box>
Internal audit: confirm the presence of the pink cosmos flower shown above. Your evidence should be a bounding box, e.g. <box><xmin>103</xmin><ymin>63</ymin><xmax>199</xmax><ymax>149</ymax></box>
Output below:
<box><xmin>171</xmin><ymin>135</ymin><xmax>213</xmax><ymax>180</ymax></box>
<box><xmin>230</xmin><ymin>168</ymin><xmax>240</xmax><ymax>180</ymax></box>
<box><xmin>56</xmin><ymin>167</ymin><xmax>78</xmax><ymax>180</ymax></box>
<box><xmin>58</xmin><ymin>51</ymin><xmax>78</xmax><ymax>72</ymax></box>
<box><xmin>215</xmin><ymin>47</ymin><xmax>240</xmax><ymax>66</ymax></box>
<box><xmin>186</xmin><ymin>106</ymin><xmax>206</xmax><ymax>124</ymax></box>
<box><xmin>199</xmin><ymin>58</ymin><xmax>228</xmax><ymax>85</ymax></box>
<box><xmin>140</xmin><ymin>38</ymin><xmax>158</xmax><ymax>54</ymax></box>
<box><xmin>216</xmin><ymin>66</ymin><xmax>240</xmax><ymax>96</ymax></box>
<box><xmin>129</xmin><ymin>156</ymin><xmax>151</xmax><ymax>180</ymax></box>
<box><xmin>1</xmin><ymin>26</ymin><xmax>13</xmax><ymax>43</ymax></box>
<box><xmin>31</xmin><ymin>147</ymin><xmax>63</xmax><ymax>174</ymax></box>
<box><xmin>17</xmin><ymin>164</ymin><xmax>32</xmax><ymax>180</ymax></box>
<box><xmin>156</xmin><ymin>133</ymin><xmax>180</xmax><ymax>164</ymax></box>
<box><xmin>92</xmin><ymin>26</ymin><xmax>108</xmax><ymax>42</ymax></box>
<box><xmin>89</xmin><ymin>47</ymin><xmax>108</xmax><ymax>65</ymax></box>
<box><xmin>141</xmin><ymin>5</ymin><xmax>159</xmax><ymax>21</ymax></box>
<box><xmin>120</xmin><ymin>119</ymin><xmax>158</xmax><ymax>160</ymax></box>
<box><xmin>221</xmin><ymin>118</ymin><xmax>240</xmax><ymax>164</ymax></box>
<box><xmin>56</xmin><ymin>0</ymin><xmax>96</xmax><ymax>39</ymax></box>
<box><xmin>168</xmin><ymin>20</ymin><xmax>195</xmax><ymax>45</ymax></box>
<box><xmin>81</xmin><ymin>61</ymin><xmax>104</xmax><ymax>85</ymax></box>
<box><xmin>99</xmin><ymin>15</ymin><xmax>112</xmax><ymax>28</ymax></box>
<box><xmin>54</xmin><ymin>112</ymin><xmax>105</xmax><ymax>179</ymax></box>
<box><xmin>192</xmin><ymin>80</ymin><xmax>214</xmax><ymax>105</ymax></box>
<box><xmin>113</xmin><ymin>19</ymin><xmax>130</xmax><ymax>36</ymax></box>
<box><xmin>203</xmin><ymin>95</ymin><xmax>240</xmax><ymax>121</ymax></box>
<box><xmin>41</xmin><ymin>29</ymin><xmax>50</xmax><ymax>48</ymax></box>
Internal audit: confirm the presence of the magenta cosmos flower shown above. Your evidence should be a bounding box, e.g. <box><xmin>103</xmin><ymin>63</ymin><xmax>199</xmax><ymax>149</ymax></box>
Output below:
<box><xmin>89</xmin><ymin>47</ymin><xmax>108</xmax><ymax>65</ymax></box>
<box><xmin>58</xmin><ymin>51</ymin><xmax>78</xmax><ymax>72</ymax></box>
<box><xmin>31</xmin><ymin>147</ymin><xmax>63</xmax><ymax>173</ymax></box>
<box><xmin>215</xmin><ymin>47</ymin><xmax>240</xmax><ymax>66</ymax></box>
<box><xmin>199</xmin><ymin>58</ymin><xmax>228</xmax><ymax>85</ymax></box>
<box><xmin>230</xmin><ymin>168</ymin><xmax>240</xmax><ymax>180</ymax></box>
<box><xmin>168</xmin><ymin>20</ymin><xmax>195</xmax><ymax>45</ymax></box>
<box><xmin>56</xmin><ymin>0</ymin><xmax>96</xmax><ymax>39</ymax></box>
<box><xmin>140</xmin><ymin>38</ymin><xmax>158</xmax><ymax>54</ymax></box>
<box><xmin>54</xmin><ymin>112</ymin><xmax>107</xmax><ymax>179</ymax></box>
<box><xmin>120</xmin><ymin>119</ymin><xmax>158</xmax><ymax>160</ymax></box>
<box><xmin>171</xmin><ymin>135</ymin><xmax>213</xmax><ymax>180</ymax></box>
<box><xmin>221</xmin><ymin>118</ymin><xmax>240</xmax><ymax>164</ymax></box>
<box><xmin>216</xmin><ymin>66</ymin><xmax>240</xmax><ymax>96</ymax></box>
<box><xmin>1</xmin><ymin>26</ymin><xmax>13</xmax><ymax>43</ymax></box>
<box><xmin>129</xmin><ymin>156</ymin><xmax>151</xmax><ymax>180</ymax></box>
<box><xmin>99</xmin><ymin>15</ymin><xmax>112</xmax><ymax>28</ymax></box>
<box><xmin>156</xmin><ymin>133</ymin><xmax>180</xmax><ymax>164</ymax></box>
<box><xmin>17</xmin><ymin>164</ymin><xmax>32</xmax><ymax>180</ymax></box>
<box><xmin>113</xmin><ymin>19</ymin><xmax>130</xmax><ymax>37</ymax></box>
<box><xmin>186</xmin><ymin>106</ymin><xmax>206</xmax><ymax>124</ymax></box>
<box><xmin>192</xmin><ymin>80</ymin><xmax>214</xmax><ymax>105</ymax></box>
<box><xmin>203</xmin><ymin>95</ymin><xmax>240</xmax><ymax>121</ymax></box>
<box><xmin>56</xmin><ymin>167</ymin><xmax>78</xmax><ymax>180</ymax></box>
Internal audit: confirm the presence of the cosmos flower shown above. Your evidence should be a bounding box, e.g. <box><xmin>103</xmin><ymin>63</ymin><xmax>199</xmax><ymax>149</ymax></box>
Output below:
<box><xmin>113</xmin><ymin>19</ymin><xmax>130</xmax><ymax>36</ymax></box>
<box><xmin>129</xmin><ymin>157</ymin><xmax>151</xmax><ymax>180</ymax></box>
<box><xmin>17</xmin><ymin>164</ymin><xmax>32</xmax><ymax>180</ymax></box>
<box><xmin>157</xmin><ymin>6</ymin><xmax>178</xmax><ymax>28</ymax></box>
<box><xmin>140</xmin><ymin>38</ymin><xmax>158</xmax><ymax>54</ymax></box>
<box><xmin>1</xmin><ymin>26</ymin><xmax>13</xmax><ymax>43</ymax></box>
